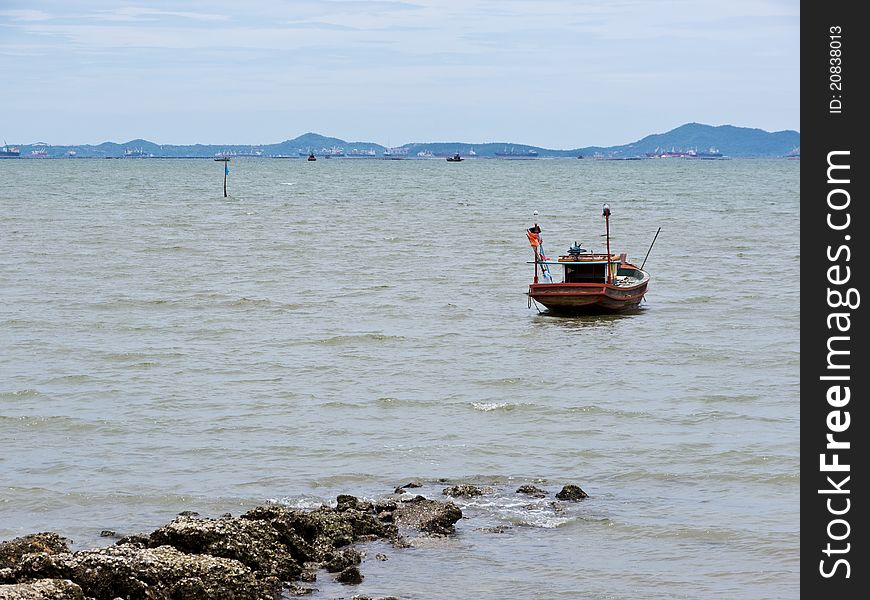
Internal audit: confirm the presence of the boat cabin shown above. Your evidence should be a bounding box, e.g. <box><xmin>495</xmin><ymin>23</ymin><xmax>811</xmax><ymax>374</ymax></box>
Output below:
<box><xmin>530</xmin><ymin>242</ymin><xmax>646</xmax><ymax>287</ymax></box>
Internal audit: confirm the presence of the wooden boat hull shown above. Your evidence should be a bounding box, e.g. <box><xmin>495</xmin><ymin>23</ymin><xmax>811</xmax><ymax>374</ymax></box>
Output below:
<box><xmin>528</xmin><ymin>281</ymin><xmax>648</xmax><ymax>314</ymax></box>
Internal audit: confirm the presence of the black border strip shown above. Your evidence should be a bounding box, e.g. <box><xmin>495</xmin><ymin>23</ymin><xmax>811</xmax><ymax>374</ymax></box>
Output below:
<box><xmin>802</xmin><ymin>2</ymin><xmax>866</xmax><ymax>595</ymax></box>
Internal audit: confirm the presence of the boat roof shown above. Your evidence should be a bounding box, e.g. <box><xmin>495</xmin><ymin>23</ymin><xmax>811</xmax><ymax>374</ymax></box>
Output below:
<box><xmin>530</xmin><ymin>259</ymin><xmax>640</xmax><ymax>265</ymax></box>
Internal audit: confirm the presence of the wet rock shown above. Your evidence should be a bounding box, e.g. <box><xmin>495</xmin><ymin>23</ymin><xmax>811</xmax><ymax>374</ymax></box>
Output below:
<box><xmin>286</xmin><ymin>582</ymin><xmax>316</xmax><ymax>596</ymax></box>
<box><xmin>323</xmin><ymin>548</ymin><xmax>362</xmax><ymax>573</ymax></box>
<box><xmin>2</xmin><ymin>493</ymin><xmax>469</xmax><ymax>598</ymax></box>
<box><xmin>392</xmin><ymin>487</ymin><xmax>406</xmax><ymax>495</ymax></box>
<box><xmin>0</xmin><ymin>579</ymin><xmax>84</xmax><ymax>599</ymax></box>
<box><xmin>374</xmin><ymin>499</ymin><xmax>397</xmax><ymax>514</ymax></box>
<box><xmin>550</xmin><ymin>502</ymin><xmax>566</xmax><ymax>513</ymax></box>
<box><xmin>335</xmin><ymin>565</ymin><xmax>363</xmax><ymax>584</ymax></box>
<box><xmin>98</xmin><ymin>530</ymin><xmax>115</xmax><ymax>538</ymax></box>
<box><xmin>397</xmin><ymin>481</ymin><xmax>422</xmax><ymax>489</ymax></box>
<box><xmin>442</xmin><ymin>485</ymin><xmax>483</xmax><ymax>498</ymax></box>
<box><xmin>555</xmin><ymin>485</ymin><xmax>588</xmax><ymax>501</ymax></box>
<box><xmin>149</xmin><ymin>513</ymin><xmax>304</xmax><ymax>581</ymax></box>
<box><xmin>375</xmin><ymin>553</ymin><xmax>388</xmax><ymax>561</ymax></box>
<box><xmin>242</xmin><ymin>503</ymin><xmax>396</xmax><ymax>565</ymax></box>
<box><xmin>115</xmin><ymin>534</ymin><xmax>149</xmax><ymax>548</ymax></box>
<box><xmin>177</xmin><ymin>510</ymin><xmax>200</xmax><ymax>517</ymax></box>
<box><xmin>393</xmin><ymin>496</ymin><xmax>462</xmax><ymax>535</ymax></box>
<box><xmin>478</xmin><ymin>526</ymin><xmax>510</xmax><ymax>534</ymax></box>
<box><xmin>19</xmin><ymin>544</ymin><xmax>279</xmax><ymax>600</ymax></box>
<box><xmin>0</xmin><ymin>534</ymin><xmax>70</xmax><ymax>572</ymax></box>
<box><xmin>516</xmin><ymin>485</ymin><xmax>548</xmax><ymax>498</ymax></box>
<box><xmin>336</xmin><ymin>495</ymin><xmax>374</xmax><ymax>514</ymax></box>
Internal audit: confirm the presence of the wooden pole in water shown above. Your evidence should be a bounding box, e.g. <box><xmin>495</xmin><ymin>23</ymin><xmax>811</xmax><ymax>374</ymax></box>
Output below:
<box><xmin>223</xmin><ymin>159</ymin><xmax>228</xmax><ymax>197</ymax></box>
<box><xmin>603</xmin><ymin>204</ymin><xmax>612</xmax><ymax>283</ymax></box>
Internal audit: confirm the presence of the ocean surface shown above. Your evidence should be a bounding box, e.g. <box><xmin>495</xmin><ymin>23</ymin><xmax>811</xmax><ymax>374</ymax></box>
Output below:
<box><xmin>0</xmin><ymin>157</ymin><xmax>799</xmax><ymax>598</ymax></box>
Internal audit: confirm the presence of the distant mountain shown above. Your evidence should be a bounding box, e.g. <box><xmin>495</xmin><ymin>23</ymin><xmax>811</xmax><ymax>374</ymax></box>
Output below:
<box><xmin>8</xmin><ymin>123</ymin><xmax>799</xmax><ymax>158</ymax></box>
<box><xmin>594</xmin><ymin>123</ymin><xmax>801</xmax><ymax>158</ymax></box>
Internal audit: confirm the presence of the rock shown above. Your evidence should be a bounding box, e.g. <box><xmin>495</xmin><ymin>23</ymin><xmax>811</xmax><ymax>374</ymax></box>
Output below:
<box><xmin>375</xmin><ymin>553</ymin><xmax>388</xmax><ymax>561</ymax></box>
<box><xmin>336</xmin><ymin>495</ymin><xmax>373</xmax><ymax>514</ymax></box>
<box><xmin>398</xmin><ymin>481</ymin><xmax>422</xmax><ymax>489</ymax></box>
<box><xmin>115</xmin><ymin>534</ymin><xmax>149</xmax><ymax>548</ymax></box>
<box><xmin>442</xmin><ymin>485</ymin><xmax>483</xmax><ymax>498</ymax></box>
<box><xmin>478</xmin><ymin>526</ymin><xmax>510</xmax><ymax>534</ymax></box>
<box><xmin>98</xmin><ymin>530</ymin><xmax>115</xmax><ymax>538</ymax></box>
<box><xmin>392</xmin><ymin>487</ymin><xmax>406</xmax><ymax>495</ymax></box>
<box><xmin>323</xmin><ymin>548</ymin><xmax>361</xmax><ymax>573</ymax></box>
<box><xmin>335</xmin><ymin>565</ymin><xmax>363</xmax><ymax>584</ymax></box>
<box><xmin>0</xmin><ymin>579</ymin><xmax>84</xmax><ymax>599</ymax></box>
<box><xmin>373</xmin><ymin>500</ymin><xmax>397</xmax><ymax>514</ymax></box>
<box><xmin>393</xmin><ymin>496</ymin><xmax>462</xmax><ymax>535</ymax></box>
<box><xmin>149</xmin><ymin>514</ymin><xmax>304</xmax><ymax>581</ymax></box>
<box><xmin>1</xmin><ymin>493</ymin><xmax>468</xmax><ymax>598</ymax></box>
<box><xmin>286</xmin><ymin>582</ymin><xmax>316</xmax><ymax>596</ymax></box>
<box><xmin>515</xmin><ymin>485</ymin><xmax>547</xmax><ymax>498</ymax></box>
<box><xmin>0</xmin><ymin>534</ymin><xmax>70</xmax><ymax>571</ymax></box>
<box><xmin>17</xmin><ymin>544</ymin><xmax>279</xmax><ymax>600</ymax></box>
<box><xmin>555</xmin><ymin>485</ymin><xmax>588</xmax><ymax>501</ymax></box>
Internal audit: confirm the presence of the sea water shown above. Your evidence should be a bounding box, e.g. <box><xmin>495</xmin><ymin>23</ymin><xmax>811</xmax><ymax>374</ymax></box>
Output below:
<box><xmin>0</xmin><ymin>157</ymin><xmax>799</xmax><ymax>598</ymax></box>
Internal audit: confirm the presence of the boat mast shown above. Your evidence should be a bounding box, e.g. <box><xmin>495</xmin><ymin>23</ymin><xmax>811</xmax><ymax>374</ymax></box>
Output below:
<box><xmin>603</xmin><ymin>204</ymin><xmax>612</xmax><ymax>283</ymax></box>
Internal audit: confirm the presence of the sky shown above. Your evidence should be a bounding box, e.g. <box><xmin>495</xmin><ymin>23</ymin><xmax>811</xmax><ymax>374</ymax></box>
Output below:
<box><xmin>0</xmin><ymin>0</ymin><xmax>799</xmax><ymax>148</ymax></box>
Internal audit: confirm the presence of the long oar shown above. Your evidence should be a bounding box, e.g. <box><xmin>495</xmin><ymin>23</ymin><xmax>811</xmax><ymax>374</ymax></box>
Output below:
<box><xmin>640</xmin><ymin>227</ymin><xmax>661</xmax><ymax>270</ymax></box>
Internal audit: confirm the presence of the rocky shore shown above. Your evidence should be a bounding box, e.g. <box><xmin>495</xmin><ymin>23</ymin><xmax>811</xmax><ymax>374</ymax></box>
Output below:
<box><xmin>0</xmin><ymin>483</ymin><xmax>586</xmax><ymax>599</ymax></box>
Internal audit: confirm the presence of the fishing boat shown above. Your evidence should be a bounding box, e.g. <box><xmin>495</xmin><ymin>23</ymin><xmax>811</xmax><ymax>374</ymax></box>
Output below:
<box><xmin>446</xmin><ymin>152</ymin><xmax>463</xmax><ymax>162</ymax></box>
<box><xmin>526</xmin><ymin>205</ymin><xmax>654</xmax><ymax>314</ymax></box>
<box><xmin>307</xmin><ymin>151</ymin><xmax>317</xmax><ymax>161</ymax></box>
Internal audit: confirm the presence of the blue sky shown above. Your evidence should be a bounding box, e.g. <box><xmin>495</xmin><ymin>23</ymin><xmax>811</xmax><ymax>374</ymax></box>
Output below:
<box><xmin>0</xmin><ymin>0</ymin><xmax>799</xmax><ymax>148</ymax></box>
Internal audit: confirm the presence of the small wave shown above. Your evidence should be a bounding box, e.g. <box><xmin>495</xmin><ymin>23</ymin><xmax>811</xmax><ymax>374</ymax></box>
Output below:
<box><xmin>0</xmin><ymin>389</ymin><xmax>40</xmax><ymax>399</ymax></box>
<box><xmin>684</xmin><ymin>295</ymin><xmax>716</xmax><ymax>304</ymax></box>
<box><xmin>104</xmin><ymin>352</ymin><xmax>151</xmax><ymax>362</ymax></box>
<box><xmin>472</xmin><ymin>402</ymin><xmax>512</xmax><ymax>412</ymax></box>
<box><xmin>320</xmin><ymin>400</ymin><xmax>365</xmax><ymax>410</ymax></box>
<box><xmin>267</xmin><ymin>496</ymin><xmax>327</xmax><ymax>510</ymax></box>
<box><xmin>280</xmin><ymin>182</ymin><xmax>296</xmax><ymax>186</ymax></box>
<box><xmin>373</xmin><ymin>396</ymin><xmax>432</xmax><ymax>408</ymax></box>
<box><xmin>315</xmin><ymin>333</ymin><xmax>406</xmax><ymax>346</ymax></box>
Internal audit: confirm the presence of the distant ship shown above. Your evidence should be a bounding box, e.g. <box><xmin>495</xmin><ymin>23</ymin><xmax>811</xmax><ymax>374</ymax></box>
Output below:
<box><xmin>123</xmin><ymin>148</ymin><xmax>151</xmax><ymax>158</ymax></box>
<box><xmin>468</xmin><ymin>147</ymin><xmax>477</xmax><ymax>157</ymax></box>
<box><xmin>347</xmin><ymin>148</ymin><xmax>378</xmax><ymax>157</ymax></box>
<box><xmin>383</xmin><ymin>147</ymin><xmax>407</xmax><ymax>160</ymax></box>
<box><xmin>495</xmin><ymin>146</ymin><xmax>538</xmax><ymax>158</ymax></box>
<box><xmin>30</xmin><ymin>149</ymin><xmax>49</xmax><ymax>158</ymax></box>
<box><xmin>690</xmin><ymin>147</ymin><xmax>723</xmax><ymax>159</ymax></box>
<box><xmin>416</xmin><ymin>150</ymin><xmax>434</xmax><ymax>158</ymax></box>
<box><xmin>645</xmin><ymin>147</ymin><xmax>687</xmax><ymax>158</ymax></box>
<box><xmin>1</xmin><ymin>142</ymin><xmax>21</xmax><ymax>158</ymax></box>
<box><xmin>646</xmin><ymin>146</ymin><xmax>724</xmax><ymax>159</ymax></box>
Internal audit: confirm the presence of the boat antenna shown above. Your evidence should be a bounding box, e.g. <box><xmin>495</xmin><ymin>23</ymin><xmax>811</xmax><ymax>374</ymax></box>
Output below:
<box><xmin>640</xmin><ymin>227</ymin><xmax>661</xmax><ymax>270</ymax></box>
<box><xmin>602</xmin><ymin>204</ymin><xmax>612</xmax><ymax>283</ymax></box>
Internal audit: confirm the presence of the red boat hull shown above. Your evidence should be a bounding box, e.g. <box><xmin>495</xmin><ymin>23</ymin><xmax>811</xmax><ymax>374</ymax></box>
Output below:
<box><xmin>528</xmin><ymin>281</ymin><xmax>648</xmax><ymax>314</ymax></box>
